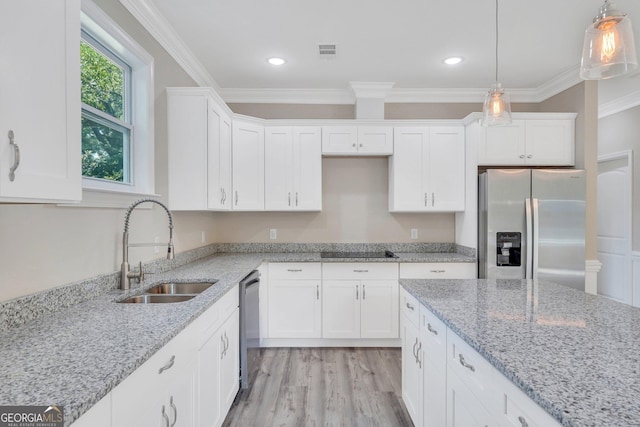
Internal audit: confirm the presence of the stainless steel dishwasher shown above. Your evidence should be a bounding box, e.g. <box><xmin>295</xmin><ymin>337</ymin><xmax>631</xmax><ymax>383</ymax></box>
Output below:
<box><xmin>239</xmin><ymin>270</ymin><xmax>260</xmax><ymax>390</ymax></box>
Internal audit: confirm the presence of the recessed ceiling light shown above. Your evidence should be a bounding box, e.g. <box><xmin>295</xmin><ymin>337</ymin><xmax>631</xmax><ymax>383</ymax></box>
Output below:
<box><xmin>443</xmin><ymin>57</ymin><xmax>463</xmax><ymax>65</ymax></box>
<box><xmin>267</xmin><ymin>57</ymin><xmax>286</xmax><ymax>66</ymax></box>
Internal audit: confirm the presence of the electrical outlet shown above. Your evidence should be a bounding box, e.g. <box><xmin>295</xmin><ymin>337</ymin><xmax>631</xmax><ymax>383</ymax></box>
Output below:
<box><xmin>154</xmin><ymin>236</ymin><xmax>160</xmax><ymax>254</ymax></box>
<box><xmin>411</xmin><ymin>229</ymin><xmax>418</xmax><ymax>240</ymax></box>
<box><xmin>269</xmin><ymin>229</ymin><xmax>277</xmax><ymax>240</ymax></box>
<box><xmin>201</xmin><ymin>231</ymin><xmax>206</xmax><ymax>244</ymax></box>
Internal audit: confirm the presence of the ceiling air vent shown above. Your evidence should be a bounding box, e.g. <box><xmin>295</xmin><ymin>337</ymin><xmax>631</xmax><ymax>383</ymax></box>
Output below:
<box><xmin>319</xmin><ymin>44</ymin><xmax>336</xmax><ymax>56</ymax></box>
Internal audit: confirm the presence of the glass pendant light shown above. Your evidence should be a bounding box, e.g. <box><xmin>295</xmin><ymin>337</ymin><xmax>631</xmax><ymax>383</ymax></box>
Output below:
<box><xmin>580</xmin><ymin>0</ymin><xmax>638</xmax><ymax>80</ymax></box>
<box><xmin>482</xmin><ymin>0</ymin><xmax>512</xmax><ymax>126</ymax></box>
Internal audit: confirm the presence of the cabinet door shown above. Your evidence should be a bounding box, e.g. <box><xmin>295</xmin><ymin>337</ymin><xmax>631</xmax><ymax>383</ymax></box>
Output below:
<box><xmin>322</xmin><ymin>280</ymin><xmax>361</xmax><ymax>339</ymax></box>
<box><xmin>268</xmin><ymin>279</ymin><xmax>322</xmax><ymax>338</ymax></box>
<box><xmin>357</xmin><ymin>126</ymin><xmax>393</xmax><ymax>155</ymax></box>
<box><xmin>71</xmin><ymin>394</ymin><xmax>111</xmax><ymax>427</ymax></box>
<box><xmin>196</xmin><ymin>328</ymin><xmax>222</xmax><ymax>427</ymax></box>
<box><xmin>321</xmin><ymin>126</ymin><xmax>358</xmax><ymax>154</ymax></box>
<box><xmin>477</xmin><ymin>121</ymin><xmax>526</xmax><ymax>166</ymax></box>
<box><xmin>360</xmin><ymin>280</ymin><xmax>399</xmax><ymax>339</ymax></box>
<box><xmin>389</xmin><ymin>127</ymin><xmax>428</xmax><ymax>212</ymax></box>
<box><xmin>402</xmin><ymin>315</ymin><xmax>423</xmax><ymax>427</ymax></box>
<box><xmin>421</xmin><ymin>310</ymin><xmax>447</xmax><ymax>427</ymax></box>
<box><xmin>167</xmin><ymin>367</ymin><xmax>194</xmax><ymax>427</ymax></box>
<box><xmin>232</xmin><ymin>120</ymin><xmax>265</xmax><ymax>210</ymax></box>
<box><xmin>208</xmin><ymin>103</ymin><xmax>232</xmax><ymax>211</ymax></box>
<box><xmin>265</xmin><ymin>127</ymin><xmax>294</xmax><ymax>210</ymax></box>
<box><xmin>293</xmin><ymin>127</ymin><xmax>322</xmax><ymax>210</ymax></box>
<box><xmin>428</xmin><ymin>127</ymin><xmax>465</xmax><ymax>211</ymax></box>
<box><xmin>524</xmin><ymin>120</ymin><xmax>574</xmax><ymax>166</ymax></box>
<box><xmin>0</xmin><ymin>0</ymin><xmax>81</xmax><ymax>202</ymax></box>
<box><xmin>446</xmin><ymin>371</ymin><xmax>494</xmax><ymax>427</ymax></box>
<box><xmin>219</xmin><ymin>310</ymin><xmax>240</xmax><ymax>416</ymax></box>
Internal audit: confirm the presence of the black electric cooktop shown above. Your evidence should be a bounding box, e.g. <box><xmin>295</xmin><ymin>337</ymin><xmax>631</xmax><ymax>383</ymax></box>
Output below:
<box><xmin>320</xmin><ymin>250</ymin><xmax>398</xmax><ymax>259</ymax></box>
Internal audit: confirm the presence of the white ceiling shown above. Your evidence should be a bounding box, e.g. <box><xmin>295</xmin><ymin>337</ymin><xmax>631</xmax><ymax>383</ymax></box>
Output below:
<box><xmin>130</xmin><ymin>0</ymin><xmax>640</xmax><ymax>103</ymax></box>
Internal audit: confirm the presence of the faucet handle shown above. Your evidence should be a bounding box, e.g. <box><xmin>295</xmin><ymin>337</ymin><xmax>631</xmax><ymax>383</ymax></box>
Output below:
<box><xmin>137</xmin><ymin>261</ymin><xmax>145</xmax><ymax>283</ymax></box>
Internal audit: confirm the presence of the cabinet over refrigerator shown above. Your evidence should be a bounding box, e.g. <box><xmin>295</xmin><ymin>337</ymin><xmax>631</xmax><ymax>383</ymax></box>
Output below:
<box><xmin>478</xmin><ymin>169</ymin><xmax>586</xmax><ymax>291</ymax></box>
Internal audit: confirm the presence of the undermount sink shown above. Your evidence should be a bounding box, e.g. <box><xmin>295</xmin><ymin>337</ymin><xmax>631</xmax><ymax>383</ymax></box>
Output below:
<box><xmin>117</xmin><ymin>281</ymin><xmax>217</xmax><ymax>304</ymax></box>
<box><xmin>146</xmin><ymin>281</ymin><xmax>216</xmax><ymax>295</ymax></box>
<box><xmin>118</xmin><ymin>294</ymin><xmax>196</xmax><ymax>304</ymax></box>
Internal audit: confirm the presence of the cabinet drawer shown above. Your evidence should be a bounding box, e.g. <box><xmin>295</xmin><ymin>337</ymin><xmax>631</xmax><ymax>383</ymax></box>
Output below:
<box><xmin>269</xmin><ymin>262</ymin><xmax>321</xmax><ymax>280</ymax></box>
<box><xmin>420</xmin><ymin>305</ymin><xmax>446</xmax><ymax>353</ymax></box>
<box><xmin>447</xmin><ymin>329</ymin><xmax>496</xmax><ymax>411</ymax></box>
<box><xmin>399</xmin><ymin>262</ymin><xmax>476</xmax><ymax>279</ymax></box>
<box><xmin>197</xmin><ymin>284</ymin><xmax>239</xmax><ymax>347</ymax></box>
<box><xmin>400</xmin><ymin>288</ymin><xmax>420</xmax><ymax>328</ymax></box>
<box><xmin>322</xmin><ymin>263</ymin><xmax>398</xmax><ymax>280</ymax></box>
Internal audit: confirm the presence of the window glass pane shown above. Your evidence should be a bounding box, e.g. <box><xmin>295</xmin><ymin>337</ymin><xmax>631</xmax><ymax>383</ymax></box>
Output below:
<box><xmin>82</xmin><ymin>115</ymin><xmax>130</xmax><ymax>183</ymax></box>
<box><xmin>80</xmin><ymin>40</ymin><xmax>125</xmax><ymax>121</ymax></box>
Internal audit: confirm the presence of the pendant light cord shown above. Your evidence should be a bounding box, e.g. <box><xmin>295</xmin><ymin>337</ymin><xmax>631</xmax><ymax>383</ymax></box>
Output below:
<box><xmin>495</xmin><ymin>0</ymin><xmax>499</xmax><ymax>83</ymax></box>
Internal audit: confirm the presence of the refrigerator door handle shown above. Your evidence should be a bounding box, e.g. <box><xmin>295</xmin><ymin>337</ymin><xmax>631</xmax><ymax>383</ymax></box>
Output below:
<box><xmin>525</xmin><ymin>198</ymin><xmax>533</xmax><ymax>279</ymax></box>
<box><xmin>532</xmin><ymin>198</ymin><xmax>540</xmax><ymax>280</ymax></box>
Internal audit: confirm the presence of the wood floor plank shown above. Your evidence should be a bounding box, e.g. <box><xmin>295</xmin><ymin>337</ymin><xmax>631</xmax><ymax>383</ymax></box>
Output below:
<box><xmin>223</xmin><ymin>348</ymin><xmax>412</xmax><ymax>427</ymax></box>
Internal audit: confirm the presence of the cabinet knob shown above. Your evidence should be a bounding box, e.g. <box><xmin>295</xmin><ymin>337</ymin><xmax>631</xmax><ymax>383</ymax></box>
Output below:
<box><xmin>518</xmin><ymin>416</ymin><xmax>529</xmax><ymax>427</ymax></box>
<box><xmin>519</xmin><ymin>154</ymin><xmax>525</xmax><ymax>159</ymax></box>
<box><xmin>527</xmin><ymin>154</ymin><xmax>532</xmax><ymax>159</ymax></box>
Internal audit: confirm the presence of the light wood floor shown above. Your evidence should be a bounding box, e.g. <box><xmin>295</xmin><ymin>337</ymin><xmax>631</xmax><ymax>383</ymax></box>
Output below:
<box><xmin>222</xmin><ymin>347</ymin><xmax>413</xmax><ymax>427</ymax></box>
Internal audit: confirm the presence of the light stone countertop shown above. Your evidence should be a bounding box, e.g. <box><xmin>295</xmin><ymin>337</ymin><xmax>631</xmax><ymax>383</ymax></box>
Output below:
<box><xmin>401</xmin><ymin>278</ymin><xmax>640</xmax><ymax>427</ymax></box>
<box><xmin>0</xmin><ymin>250</ymin><xmax>473</xmax><ymax>426</ymax></box>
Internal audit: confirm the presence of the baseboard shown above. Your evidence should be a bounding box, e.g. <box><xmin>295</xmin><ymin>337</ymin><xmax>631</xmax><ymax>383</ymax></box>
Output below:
<box><xmin>261</xmin><ymin>338</ymin><xmax>401</xmax><ymax>348</ymax></box>
<box><xmin>585</xmin><ymin>259</ymin><xmax>602</xmax><ymax>295</ymax></box>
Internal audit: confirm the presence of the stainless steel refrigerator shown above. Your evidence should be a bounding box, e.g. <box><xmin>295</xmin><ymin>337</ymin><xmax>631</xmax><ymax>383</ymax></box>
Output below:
<box><xmin>478</xmin><ymin>169</ymin><xmax>586</xmax><ymax>290</ymax></box>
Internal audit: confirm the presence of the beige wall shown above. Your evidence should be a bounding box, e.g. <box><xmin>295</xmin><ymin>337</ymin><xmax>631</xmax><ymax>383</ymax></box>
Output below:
<box><xmin>0</xmin><ymin>0</ymin><xmax>217</xmax><ymax>302</ymax></box>
<box><xmin>539</xmin><ymin>81</ymin><xmax>598</xmax><ymax>260</ymax></box>
<box><xmin>385</xmin><ymin>102</ymin><xmax>541</xmax><ymax>119</ymax></box>
<box><xmin>599</xmin><ymin>105</ymin><xmax>640</xmax><ymax>251</ymax></box>
<box><xmin>229</xmin><ymin>103</ymin><xmax>355</xmax><ymax>119</ymax></box>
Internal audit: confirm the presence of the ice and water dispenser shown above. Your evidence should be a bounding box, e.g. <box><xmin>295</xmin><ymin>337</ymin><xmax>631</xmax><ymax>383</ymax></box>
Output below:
<box><xmin>496</xmin><ymin>232</ymin><xmax>521</xmax><ymax>266</ymax></box>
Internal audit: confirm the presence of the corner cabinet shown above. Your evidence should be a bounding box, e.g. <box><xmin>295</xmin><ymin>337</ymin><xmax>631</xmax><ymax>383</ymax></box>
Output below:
<box><xmin>232</xmin><ymin>120</ymin><xmax>265</xmax><ymax>210</ymax></box>
<box><xmin>265</xmin><ymin>127</ymin><xmax>322</xmax><ymax>211</ymax></box>
<box><xmin>472</xmin><ymin>114</ymin><xmax>576</xmax><ymax>166</ymax></box>
<box><xmin>389</xmin><ymin>126</ymin><xmax>465</xmax><ymax>212</ymax></box>
<box><xmin>167</xmin><ymin>88</ymin><xmax>232</xmax><ymax>211</ymax></box>
<box><xmin>0</xmin><ymin>0</ymin><xmax>81</xmax><ymax>203</ymax></box>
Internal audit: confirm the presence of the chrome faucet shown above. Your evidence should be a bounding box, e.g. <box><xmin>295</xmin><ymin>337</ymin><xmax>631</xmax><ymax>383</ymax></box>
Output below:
<box><xmin>120</xmin><ymin>198</ymin><xmax>175</xmax><ymax>290</ymax></box>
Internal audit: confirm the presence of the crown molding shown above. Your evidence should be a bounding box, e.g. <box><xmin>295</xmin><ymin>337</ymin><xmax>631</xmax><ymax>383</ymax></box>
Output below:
<box><xmin>533</xmin><ymin>65</ymin><xmax>584</xmax><ymax>102</ymax></box>
<box><xmin>349</xmin><ymin>81</ymin><xmax>395</xmax><ymax>99</ymax></box>
<box><xmin>599</xmin><ymin>90</ymin><xmax>640</xmax><ymax>118</ymax></box>
<box><xmin>220</xmin><ymin>88</ymin><xmax>356</xmax><ymax>104</ymax></box>
<box><xmin>119</xmin><ymin>0</ymin><xmax>219</xmax><ymax>90</ymax></box>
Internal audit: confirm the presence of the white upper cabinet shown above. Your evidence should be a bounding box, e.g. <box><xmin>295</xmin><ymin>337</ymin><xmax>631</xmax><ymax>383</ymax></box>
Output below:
<box><xmin>475</xmin><ymin>114</ymin><xmax>576</xmax><ymax>166</ymax></box>
<box><xmin>265</xmin><ymin>126</ymin><xmax>322</xmax><ymax>211</ymax></box>
<box><xmin>389</xmin><ymin>126</ymin><xmax>465</xmax><ymax>212</ymax></box>
<box><xmin>208</xmin><ymin>104</ymin><xmax>232</xmax><ymax>210</ymax></box>
<box><xmin>232</xmin><ymin>120</ymin><xmax>265</xmax><ymax>210</ymax></box>
<box><xmin>0</xmin><ymin>0</ymin><xmax>81</xmax><ymax>202</ymax></box>
<box><xmin>322</xmin><ymin>126</ymin><xmax>393</xmax><ymax>155</ymax></box>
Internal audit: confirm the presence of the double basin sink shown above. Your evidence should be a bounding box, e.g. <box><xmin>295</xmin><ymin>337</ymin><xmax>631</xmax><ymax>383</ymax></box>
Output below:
<box><xmin>118</xmin><ymin>281</ymin><xmax>216</xmax><ymax>304</ymax></box>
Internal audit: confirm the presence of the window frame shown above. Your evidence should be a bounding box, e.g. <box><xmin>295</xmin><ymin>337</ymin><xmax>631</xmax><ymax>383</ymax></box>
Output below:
<box><xmin>80</xmin><ymin>0</ymin><xmax>155</xmax><ymax>197</ymax></box>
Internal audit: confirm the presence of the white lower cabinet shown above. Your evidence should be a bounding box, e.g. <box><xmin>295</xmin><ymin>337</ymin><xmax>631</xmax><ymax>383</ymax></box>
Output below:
<box><xmin>322</xmin><ymin>263</ymin><xmax>399</xmax><ymax>339</ymax></box>
<box><xmin>267</xmin><ymin>263</ymin><xmax>322</xmax><ymax>338</ymax></box>
<box><xmin>401</xmin><ymin>288</ymin><xmax>562</xmax><ymax>427</ymax></box>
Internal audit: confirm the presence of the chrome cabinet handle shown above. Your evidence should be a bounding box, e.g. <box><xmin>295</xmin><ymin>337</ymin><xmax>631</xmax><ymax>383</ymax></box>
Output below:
<box><xmin>527</xmin><ymin>154</ymin><xmax>532</xmax><ymax>159</ymax></box>
<box><xmin>519</xmin><ymin>154</ymin><xmax>525</xmax><ymax>158</ymax></box>
<box><xmin>362</xmin><ymin>284</ymin><xmax>366</xmax><ymax>300</ymax></box>
<box><xmin>223</xmin><ymin>332</ymin><xmax>229</xmax><ymax>356</ymax></box>
<box><xmin>352</xmin><ymin>143</ymin><xmax>356</xmax><ymax>148</ymax></box>
<box><xmin>8</xmin><ymin>130</ymin><xmax>19</xmax><ymax>182</ymax></box>
<box><xmin>288</xmin><ymin>192</ymin><xmax>291</xmax><ymax>206</ymax></box>
<box><xmin>412</xmin><ymin>337</ymin><xmax>418</xmax><ymax>361</ymax></box>
<box><xmin>316</xmin><ymin>284</ymin><xmax>320</xmax><ymax>300</ymax></box>
<box><xmin>162</xmin><ymin>406</ymin><xmax>170</xmax><ymax>427</ymax></box>
<box><xmin>406</xmin><ymin>302</ymin><xmax>415</xmax><ymax>311</ymax></box>
<box><xmin>220</xmin><ymin>335</ymin><xmax>225</xmax><ymax>359</ymax></box>
<box><xmin>356</xmin><ymin>285</ymin><xmax>359</xmax><ymax>300</ymax></box>
<box><xmin>416</xmin><ymin>342</ymin><xmax>422</xmax><ymax>368</ymax></box>
<box><xmin>424</xmin><ymin>193</ymin><xmax>427</xmax><ymax>207</ymax></box>
<box><xmin>518</xmin><ymin>415</ymin><xmax>529</xmax><ymax>427</ymax></box>
<box><xmin>430</xmin><ymin>270</ymin><xmax>446</xmax><ymax>273</ymax></box>
<box><xmin>458</xmin><ymin>354</ymin><xmax>475</xmax><ymax>372</ymax></box>
<box><xmin>431</xmin><ymin>192</ymin><xmax>435</xmax><ymax>207</ymax></box>
<box><xmin>235</xmin><ymin>191</ymin><xmax>238</xmax><ymax>205</ymax></box>
<box><xmin>222</xmin><ymin>188</ymin><xmax>226</xmax><ymax>204</ymax></box>
<box><xmin>287</xmin><ymin>269</ymin><xmax>303</xmax><ymax>272</ymax></box>
<box><xmin>169</xmin><ymin>396</ymin><xmax>177</xmax><ymax>427</ymax></box>
<box><xmin>158</xmin><ymin>355</ymin><xmax>175</xmax><ymax>374</ymax></box>
<box><xmin>353</xmin><ymin>269</ymin><xmax>369</xmax><ymax>273</ymax></box>
<box><xmin>295</xmin><ymin>192</ymin><xmax>298</xmax><ymax>206</ymax></box>
<box><xmin>427</xmin><ymin>323</ymin><xmax>438</xmax><ymax>335</ymax></box>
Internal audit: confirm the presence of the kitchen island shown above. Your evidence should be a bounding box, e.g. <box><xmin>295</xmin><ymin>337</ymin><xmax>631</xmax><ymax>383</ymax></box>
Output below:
<box><xmin>401</xmin><ymin>278</ymin><xmax>640</xmax><ymax>427</ymax></box>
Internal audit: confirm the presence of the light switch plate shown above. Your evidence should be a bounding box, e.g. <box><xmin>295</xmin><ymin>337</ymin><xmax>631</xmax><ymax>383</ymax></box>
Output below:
<box><xmin>411</xmin><ymin>229</ymin><xmax>418</xmax><ymax>240</ymax></box>
<box><xmin>270</xmin><ymin>229</ymin><xmax>277</xmax><ymax>240</ymax></box>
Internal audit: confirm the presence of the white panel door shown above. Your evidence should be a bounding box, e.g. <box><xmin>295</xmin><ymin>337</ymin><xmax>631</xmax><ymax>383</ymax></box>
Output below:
<box><xmin>219</xmin><ymin>310</ymin><xmax>239</xmax><ymax>416</ymax></box>
<box><xmin>322</xmin><ymin>280</ymin><xmax>361</xmax><ymax>339</ymax></box>
<box><xmin>360</xmin><ymin>280</ymin><xmax>399</xmax><ymax>338</ymax></box>
<box><xmin>357</xmin><ymin>126</ymin><xmax>393</xmax><ymax>155</ymax></box>
<box><xmin>446</xmin><ymin>371</ymin><xmax>493</xmax><ymax>427</ymax></box>
<box><xmin>321</xmin><ymin>126</ymin><xmax>358</xmax><ymax>154</ymax></box>
<box><xmin>428</xmin><ymin>127</ymin><xmax>465</xmax><ymax>211</ymax></box>
<box><xmin>265</xmin><ymin>127</ymin><xmax>294</xmax><ymax>210</ymax></box>
<box><xmin>0</xmin><ymin>0</ymin><xmax>81</xmax><ymax>202</ymax></box>
<box><xmin>389</xmin><ymin>127</ymin><xmax>427</xmax><ymax>211</ymax></box>
<box><xmin>268</xmin><ymin>280</ymin><xmax>322</xmax><ymax>338</ymax></box>
<box><xmin>196</xmin><ymin>327</ymin><xmax>222</xmax><ymax>427</ymax></box>
<box><xmin>293</xmin><ymin>127</ymin><xmax>322</xmax><ymax>210</ymax></box>
<box><xmin>478</xmin><ymin>120</ymin><xmax>526</xmax><ymax>165</ymax></box>
<box><xmin>597</xmin><ymin>152</ymin><xmax>632</xmax><ymax>304</ymax></box>
<box><xmin>232</xmin><ymin>121</ymin><xmax>264</xmax><ymax>210</ymax></box>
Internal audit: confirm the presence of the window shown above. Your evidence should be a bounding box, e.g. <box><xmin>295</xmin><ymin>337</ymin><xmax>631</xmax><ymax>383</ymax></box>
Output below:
<box><xmin>80</xmin><ymin>0</ymin><xmax>154</xmax><ymax>196</ymax></box>
<box><xmin>81</xmin><ymin>34</ymin><xmax>132</xmax><ymax>183</ymax></box>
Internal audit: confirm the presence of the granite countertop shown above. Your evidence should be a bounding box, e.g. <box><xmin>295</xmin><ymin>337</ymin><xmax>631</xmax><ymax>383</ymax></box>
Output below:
<box><xmin>400</xmin><ymin>278</ymin><xmax>640</xmax><ymax>427</ymax></box>
<box><xmin>0</xmin><ymin>249</ymin><xmax>472</xmax><ymax>426</ymax></box>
